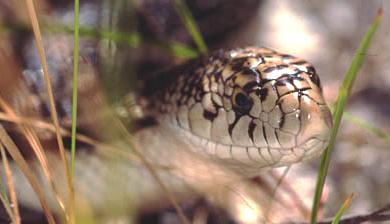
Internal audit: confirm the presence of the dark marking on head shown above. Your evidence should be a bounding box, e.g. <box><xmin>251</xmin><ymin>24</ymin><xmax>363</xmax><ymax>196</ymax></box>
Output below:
<box><xmin>248</xmin><ymin>120</ymin><xmax>256</xmax><ymax>143</ymax></box>
<box><xmin>243</xmin><ymin>81</ymin><xmax>258</xmax><ymax>92</ymax></box>
<box><xmin>292</xmin><ymin>60</ymin><xmax>306</xmax><ymax>65</ymax></box>
<box><xmin>305</xmin><ymin>66</ymin><xmax>321</xmax><ymax>87</ymax></box>
<box><xmin>290</xmin><ymin>75</ymin><xmax>305</xmax><ymax>82</ymax></box>
<box><xmin>274</xmin><ymin>129</ymin><xmax>282</xmax><ymax>147</ymax></box>
<box><xmin>259</xmin><ymin>78</ymin><xmax>273</xmax><ymax>87</ymax></box>
<box><xmin>297</xmin><ymin>87</ymin><xmax>311</xmax><ymax>93</ymax></box>
<box><xmin>205</xmin><ymin>65</ymin><xmax>218</xmax><ymax>77</ymax></box>
<box><xmin>242</xmin><ymin>68</ymin><xmax>259</xmax><ymax>76</ymax></box>
<box><xmin>281</xmin><ymin>54</ymin><xmax>293</xmax><ymax>59</ymax></box>
<box><xmin>258</xmin><ymin>88</ymin><xmax>269</xmax><ymax>101</ymax></box>
<box><xmin>273</xmin><ymin>84</ymin><xmax>280</xmax><ymax>98</ymax></box>
<box><xmin>262</xmin><ymin>123</ymin><xmax>268</xmax><ymax>146</ymax></box>
<box><xmin>234</xmin><ymin>93</ymin><xmax>253</xmax><ymax>114</ymax></box>
<box><xmin>279</xmin><ymin>112</ymin><xmax>285</xmax><ymax>129</ymax></box>
<box><xmin>214</xmin><ymin>70</ymin><xmax>223</xmax><ymax>79</ymax></box>
<box><xmin>203</xmin><ymin>110</ymin><xmax>218</xmax><ymax>121</ymax></box>
<box><xmin>309</xmin><ymin>73</ymin><xmax>321</xmax><ymax>88</ymax></box>
<box><xmin>263</xmin><ymin>66</ymin><xmax>276</xmax><ymax>73</ymax></box>
<box><xmin>228</xmin><ymin>115</ymin><xmax>240</xmax><ymax>137</ymax></box>
<box><xmin>277</xmin><ymin>64</ymin><xmax>289</xmax><ymax>69</ymax></box>
<box><xmin>231</xmin><ymin>58</ymin><xmax>248</xmax><ymax>72</ymax></box>
<box><xmin>306</xmin><ymin>65</ymin><xmax>316</xmax><ymax>74</ymax></box>
<box><xmin>275</xmin><ymin>73</ymin><xmax>303</xmax><ymax>82</ymax></box>
<box><xmin>275</xmin><ymin>78</ymin><xmax>289</xmax><ymax>86</ymax></box>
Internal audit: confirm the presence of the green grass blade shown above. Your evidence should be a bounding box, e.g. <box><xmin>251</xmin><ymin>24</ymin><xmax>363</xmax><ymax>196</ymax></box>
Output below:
<box><xmin>70</xmin><ymin>0</ymin><xmax>79</xmax><ymax>179</ymax></box>
<box><xmin>46</xmin><ymin>23</ymin><xmax>200</xmax><ymax>59</ymax></box>
<box><xmin>68</xmin><ymin>0</ymin><xmax>80</xmax><ymax>222</ymax></box>
<box><xmin>331</xmin><ymin>194</ymin><xmax>353</xmax><ymax>224</ymax></box>
<box><xmin>168</xmin><ymin>41</ymin><xmax>199</xmax><ymax>58</ymax></box>
<box><xmin>330</xmin><ymin>104</ymin><xmax>390</xmax><ymax>143</ymax></box>
<box><xmin>344</xmin><ymin>111</ymin><xmax>390</xmax><ymax>142</ymax></box>
<box><xmin>173</xmin><ymin>0</ymin><xmax>208</xmax><ymax>55</ymax></box>
<box><xmin>46</xmin><ymin>23</ymin><xmax>141</xmax><ymax>48</ymax></box>
<box><xmin>310</xmin><ymin>8</ymin><xmax>383</xmax><ymax>224</ymax></box>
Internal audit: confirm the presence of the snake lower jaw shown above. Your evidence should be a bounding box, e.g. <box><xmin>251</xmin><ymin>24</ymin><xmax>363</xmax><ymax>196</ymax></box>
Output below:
<box><xmin>178</xmin><ymin>123</ymin><xmax>330</xmax><ymax>173</ymax></box>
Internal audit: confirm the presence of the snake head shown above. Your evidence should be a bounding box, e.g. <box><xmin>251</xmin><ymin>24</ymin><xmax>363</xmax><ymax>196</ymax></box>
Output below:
<box><xmin>164</xmin><ymin>47</ymin><xmax>332</xmax><ymax>170</ymax></box>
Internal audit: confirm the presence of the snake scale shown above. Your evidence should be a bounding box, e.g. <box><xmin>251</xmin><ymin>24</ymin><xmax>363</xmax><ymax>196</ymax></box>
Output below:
<box><xmin>2</xmin><ymin>47</ymin><xmax>332</xmax><ymax>222</ymax></box>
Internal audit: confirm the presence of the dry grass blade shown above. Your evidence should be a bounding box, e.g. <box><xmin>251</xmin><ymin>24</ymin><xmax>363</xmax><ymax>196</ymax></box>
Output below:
<box><xmin>0</xmin><ymin>144</ymin><xmax>19</xmax><ymax>224</ymax></box>
<box><xmin>0</xmin><ymin>187</ymin><xmax>14</xmax><ymax>223</ymax></box>
<box><xmin>0</xmin><ymin>97</ymin><xmax>67</xmax><ymax>214</ymax></box>
<box><xmin>0</xmin><ymin>144</ymin><xmax>20</xmax><ymax>224</ymax></box>
<box><xmin>264</xmin><ymin>166</ymin><xmax>291</xmax><ymax>223</ymax></box>
<box><xmin>0</xmin><ymin>123</ymin><xmax>55</xmax><ymax>224</ymax></box>
<box><xmin>0</xmin><ymin>32</ymin><xmax>61</xmax><ymax>222</ymax></box>
<box><xmin>24</xmin><ymin>0</ymin><xmax>75</xmax><ymax>222</ymax></box>
<box><xmin>115</xmin><ymin>117</ymin><xmax>191</xmax><ymax>224</ymax></box>
<box><xmin>331</xmin><ymin>194</ymin><xmax>354</xmax><ymax>224</ymax></box>
<box><xmin>0</xmin><ymin>111</ymin><xmax>145</xmax><ymax>166</ymax></box>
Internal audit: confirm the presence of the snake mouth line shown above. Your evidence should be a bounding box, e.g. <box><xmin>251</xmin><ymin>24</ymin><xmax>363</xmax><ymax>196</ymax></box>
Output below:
<box><xmin>177</xmin><ymin>123</ymin><xmax>328</xmax><ymax>168</ymax></box>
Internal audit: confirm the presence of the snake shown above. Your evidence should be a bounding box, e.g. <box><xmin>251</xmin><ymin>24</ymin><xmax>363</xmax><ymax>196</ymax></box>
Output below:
<box><xmin>2</xmin><ymin>47</ymin><xmax>332</xmax><ymax>221</ymax></box>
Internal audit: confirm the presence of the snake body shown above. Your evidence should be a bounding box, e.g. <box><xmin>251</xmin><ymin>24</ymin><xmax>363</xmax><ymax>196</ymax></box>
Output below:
<box><xmin>3</xmin><ymin>47</ymin><xmax>332</xmax><ymax>220</ymax></box>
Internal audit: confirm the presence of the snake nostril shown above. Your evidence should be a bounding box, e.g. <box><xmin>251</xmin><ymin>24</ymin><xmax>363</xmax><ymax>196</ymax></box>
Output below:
<box><xmin>296</xmin><ymin>101</ymin><xmax>332</xmax><ymax>148</ymax></box>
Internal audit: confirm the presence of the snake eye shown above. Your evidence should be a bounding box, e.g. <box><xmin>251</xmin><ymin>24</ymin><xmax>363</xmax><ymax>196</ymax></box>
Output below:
<box><xmin>234</xmin><ymin>92</ymin><xmax>253</xmax><ymax>113</ymax></box>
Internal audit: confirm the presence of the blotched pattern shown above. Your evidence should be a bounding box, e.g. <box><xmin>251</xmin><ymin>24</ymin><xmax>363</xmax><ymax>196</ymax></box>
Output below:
<box><xmin>155</xmin><ymin>47</ymin><xmax>332</xmax><ymax>168</ymax></box>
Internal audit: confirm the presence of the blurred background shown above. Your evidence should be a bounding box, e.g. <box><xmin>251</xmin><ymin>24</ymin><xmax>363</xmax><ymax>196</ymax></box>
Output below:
<box><xmin>0</xmin><ymin>0</ymin><xmax>389</xmax><ymax>223</ymax></box>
